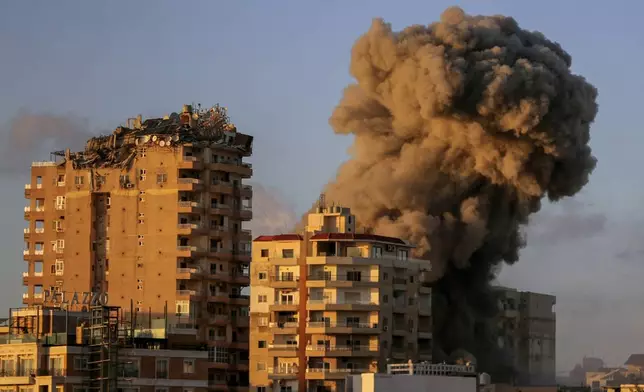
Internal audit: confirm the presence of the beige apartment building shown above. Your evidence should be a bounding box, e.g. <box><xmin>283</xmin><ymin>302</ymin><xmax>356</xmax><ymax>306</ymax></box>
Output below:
<box><xmin>495</xmin><ymin>287</ymin><xmax>556</xmax><ymax>386</ymax></box>
<box><xmin>249</xmin><ymin>204</ymin><xmax>433</xmax><ymax>392</ymax></box>
<box><xmin>21</xmin><ymin>104</ymin><xmax>253</xmax><ymax>389</ymax></box>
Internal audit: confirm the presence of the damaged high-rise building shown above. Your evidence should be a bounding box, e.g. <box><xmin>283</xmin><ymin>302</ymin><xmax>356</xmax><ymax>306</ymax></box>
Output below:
<box><xmin>22</xmin><ymin>103</ymin><xmax>253</xmax><ymax>387</ymax></box>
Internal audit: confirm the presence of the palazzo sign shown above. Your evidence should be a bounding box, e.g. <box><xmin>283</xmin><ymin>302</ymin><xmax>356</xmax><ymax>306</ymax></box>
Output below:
<box><xmin>43</xmin><ymin>290</ymin><xmax>108</xmax><ymax>307</ymax></box>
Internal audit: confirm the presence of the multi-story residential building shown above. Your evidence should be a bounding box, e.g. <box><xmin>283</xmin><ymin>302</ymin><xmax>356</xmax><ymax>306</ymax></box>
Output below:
<box><xmin>249</xmin><ymin>204</ymin><xmax>433</xmax><ymax>392</ymax></box>
<box><xmin>0</xmin><ymin>305</ymin><xmax>210</xmax><ymax>392</ymax></box>
<box><xmin>495</xmin><ymin>286</ymin><xmax>556</xmax><ymax>386</ymax></box>
<box><xmin>21</xmin><ymin>104</ymin><xmax>253</xmax><ymax>389</ymax></box>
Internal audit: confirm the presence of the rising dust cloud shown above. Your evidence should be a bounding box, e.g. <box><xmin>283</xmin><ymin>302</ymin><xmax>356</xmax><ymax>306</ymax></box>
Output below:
<box><xmin>315</xmin><ymin>6</ymin><xmax>598</xmax><ymax>376</ymax></box>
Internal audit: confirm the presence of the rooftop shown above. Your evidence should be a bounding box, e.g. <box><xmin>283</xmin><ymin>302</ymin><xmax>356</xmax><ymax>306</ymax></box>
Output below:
<box><xmin>309</xmin><ymin>232</ymin><xmax>408</xmax><ymax>245</ymax></box>
<box><xmin>62</xmin><ymin>103</ymin><xmax>253</xmax><ymax>170</ymax></box>
<box><xmin>254</xmin><ymin>234</ymin><xmax>303</xmax><ymax>242</ymax></box>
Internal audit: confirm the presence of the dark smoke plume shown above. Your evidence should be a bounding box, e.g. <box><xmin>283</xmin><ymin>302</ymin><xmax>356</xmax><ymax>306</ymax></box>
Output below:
<box><xmin>315</xmin><ymin>7</ymin><xmax>598</xmax><ymax>376</ymax></box>
<box><xmin>0</xmin><ymin>110</ymin><xmax>94</xmax><ymax>175</ymax></box>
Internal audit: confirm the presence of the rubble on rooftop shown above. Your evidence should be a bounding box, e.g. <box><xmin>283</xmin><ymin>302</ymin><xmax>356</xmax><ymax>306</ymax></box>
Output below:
<box><xmin>64</xmin><ymin>104</ymin><xmax>253</xmax><ymax>170</ymax></box>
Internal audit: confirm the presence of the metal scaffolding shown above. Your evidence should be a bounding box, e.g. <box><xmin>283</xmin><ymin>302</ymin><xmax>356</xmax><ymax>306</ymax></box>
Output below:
<box><xmin>86</xmin><ymin>305</ymin><xmax>120</xmax><ymax>392</ymax></box>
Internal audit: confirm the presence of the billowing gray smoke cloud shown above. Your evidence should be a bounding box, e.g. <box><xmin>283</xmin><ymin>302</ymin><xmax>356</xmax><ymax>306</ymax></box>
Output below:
<box><xmin>319</xmin><ymin>6</ymin><xmax>598</xmax><ymax>376</ymax></box>
<box><xmin>0</xmin><ymin>110</ymin><xmax>93</xmax><ymax>174</ymax></box>
<box><xmin>245</xmin><ymin>182</ymin><xmax>297</xmax><ymax>235</ymax></box>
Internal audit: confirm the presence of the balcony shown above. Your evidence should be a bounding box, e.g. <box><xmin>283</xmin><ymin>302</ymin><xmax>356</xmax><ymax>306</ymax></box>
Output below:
<box><xmin>306</xmin><ymin>321</ymin><xmax>380</xmax><ymax>335</ymax></box>
<box><xmin>393</xmin><ymin>277</ymin><xmax>407</xmax><ymax>290</ymax></box>
<box><xmin>268</xmin><ymin>367</ymin><xmax>298</xmax><ymax>380</ymax></box>
<box><xmin>209</xmin><ymin>225</ymin><xmax>228</xmax><ymax>237</ymax></box>
<box><xmin>34</xmin><ymin>249</ymin><xmax>44</xmax><ymax>256</ymax></box>
<box><xmin>208</xmin><ymin>161</ymin><xmax>253</xmax><ymax>178</ymax></box>
<box><xmin>209</xmin><ymin>204</ymin><xmax>233</xmax><ymax>216</ymax></box>
<box><xmin>270</xmin><ymin>300</ymin><xmax>299</xmax><ymax>312</ymax></box>
<box><xmin>24</xmin><ymin>184</ymin><xmax>31</xmax><ymax>197</ymax></box>
<box><xmin>22</xmin><ymin>293</ymin><xmax>28</xmax><ymax>299</ymax></box>
<box><xmin>0</xmin><ymin>368</ymin><xmax>37</xmax><ymax>385</ymax></box>
<box><xmin>177</xmin><ymin>223</ymin><xmax>201</xmax><ymax>235</ymax></box>
<box><xmin>418</xmin><ymin>330</ymin><xmax>433</xmax><ymax>339</ymax></box>
<box><xmin>306</xmin><ymin>344</ymin><xmax>379</xmax><ymax>357</ymax></box>
<box><xmin>33</xmin><ymin>293</ymin><xmax>43</xmax><ymax>300</ymax></box>
<box><xmin>23</xmin><ymin>250</ymin><xmax>29</xmax><ymax>256</ymax></box>
<box><xmin>23</xmin><ymin>206</ymin><xmax>30</xmax><ymax>219</ymax></box>
<box><xmin>176</xmin><ymin>267</ymin><xmax>202</xmax><ymax>279</ymax></box>
<box><xmin>210</xmin><ymin>180</ymin><xmax>234</xmax><ymax>195</ymax></box>
<box><xmin>176</xmin><ymin>289</ymin><xmax>201</xmax><ymax>299</ymax></box>
<box><xmin>208</xmin><ymin>315</ymin><xmax>229</xmax><ymax>325</ymax></box>
<box><xmin>238</xmin><ymin>206</ymin><xmax>252</xmax><ymax>221</ymax></box>
<box><xmin>166</xmin><ymin>323</ymin><xmax>198</xmax><ymax>335</ymax></box>
<box><xmin>178</xmin><ymin>156</ymin><xmax>203</xmax><ymax>170</ymax></box>
<box><xmin>228</xmin><ymin>294</ymin><xmax>250</xmax><ymax>305</ymax></box>
<box><xmin>268</xmin><ymin>343</ymin><xmax>298</xmax><ymax>357</ymax></box>
<box><xmin>305</xmin><ymin>368</ymin><xmax>371</xmax><ymax>380</ymax></box>
<box><xmin>237</xmin><ymin>184</ymin><xmax>253</xmax><ymax>198</ymax></box>
<box><xmin>23</xmin><ymin>228</ymin><xmax>30</xmax><ymax>239</ymax></box>
<box><xmin>306</xmin><ymin>274</ymin><xmax>379</xmax><ymax>288</ymax></box>
<box><xmin>271</xmin><ymin>276</ymin><xmax>299</xmax><ymax>289</ymax></box>
<box><xmin>228</xmin><ymin>272</ymin><xmax>250</xmax><ymax>285</ymax></box>
<box><xmin>177</xmin><ymin>178</ymin><xmax>203</xmax><ymax>191</ymax></box>
<box><xmin>34</xmin><ymin>228</ymin><xmax>44</xmax><ymax>234</ymax></box>
<box><xmin>233</xmin><ymin>250</ymin><xmax>251</xmax><ymax>263</ymax></box>
<box><xmin>177</xmin><ymin>201</ymin><xmax>203</xmax><ymax>213</ymax></box>
<box><xmin>176</xmin><ymin>245</ymin><xmax>200</xmax><ymax>257</ymax></box>
<box><xmin>307</xmin><ymin>299</ymin><xmax>378</xmax><ymax>311</ymax></box>
<box><xmin>269</xmin><ymin>322</ymin><xmax>298</xmax><ymax>334</ymax></box>
<box><xmin>238</xmin><ymin>229</ymin><xmax>252</xmax><ymax>240</ymax></box>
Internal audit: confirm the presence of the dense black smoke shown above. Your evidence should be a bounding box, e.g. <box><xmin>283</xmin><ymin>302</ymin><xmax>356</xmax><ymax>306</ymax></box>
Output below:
<box><xmin>315</xmin><ymin>7</ymin><xmax>598</xmax><ymax>376</ymax></box>
<box><xmin>0</xmin><ymin>110</ymin><xmax>93</xmax><ymax>175</ymax></box>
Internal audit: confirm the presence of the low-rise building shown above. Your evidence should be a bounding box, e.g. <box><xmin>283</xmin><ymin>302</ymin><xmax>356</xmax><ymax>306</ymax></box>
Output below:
<box><xmin>0</xmin><ymin>305</ymin><xmax>215</xmax><ymax>392</ymax></box>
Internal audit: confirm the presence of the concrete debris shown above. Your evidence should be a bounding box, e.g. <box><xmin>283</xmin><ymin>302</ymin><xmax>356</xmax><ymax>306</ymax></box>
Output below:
<box><xmin>65</xmin><ymin>104</ymin><xmax>253</xmax><ymax>170</ymax></box>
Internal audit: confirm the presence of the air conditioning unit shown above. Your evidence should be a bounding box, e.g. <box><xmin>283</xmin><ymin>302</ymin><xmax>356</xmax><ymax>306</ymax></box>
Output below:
<box><xmin>125</xmin><ymin>183</ymin><xmax>134</xmax><ymax>189</ymax></box>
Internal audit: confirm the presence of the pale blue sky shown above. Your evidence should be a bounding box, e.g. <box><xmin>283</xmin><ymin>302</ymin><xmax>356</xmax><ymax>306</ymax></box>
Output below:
<box><xmin>0</xmin><ymin>0</ymin><xmax>641</xmax><ymax>372</ymax></box>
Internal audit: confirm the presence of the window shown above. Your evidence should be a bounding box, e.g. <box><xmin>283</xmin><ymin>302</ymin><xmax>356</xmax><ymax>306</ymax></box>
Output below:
<box><xmin>137</xmin><ymin>280</ymin><xmax>143</xmax><ymax>290</ymax></box>
<box><xmin>257</xmin><ymin>340</ymin><xmax>266</xmax><ymax>348</ymax></box>
<box><xmin>282</xmin><ymin>249</ymin><xmax>294</xmax><ymax>258</ymax></box>
<box><xmin>182</xmin><ymin>359</ymin><xmax>195</xmax><ymax>374</ymax></box>
<box><xmin>347</xmin><ymin>271</ymin><xmax>361</xmax><ymax>282</ymax></box>
<box><xmin>157</xmin><ymin>173</ymin><xmax>167</xmax><ymax>184</ymax></box>
<box><xmin>372</xmin><ymin>246</ymin><xmax>383</xmax><ymax>258</ymax></box>
<box><xmin>258</xmin><ymin>295</ymin><xmax>267</xmax><ymax>303</ymax></box>
<box><xmin>138</xmin><ymin>235</ymin><xmax>144</xmax><ymax>246</ymax></box>
<box><xmin>119</xmin><ymin>359</ymin><xmax>139</xmax><ymax>378</ymax></box>
<box><xmin>56</xmin><ymin>239</ymin><xmax>65</xmax><ymax>251</ymax></box>
<box><xmin>55</xmin><ymin>196</ymin><xmax>66</xmax><ymax>210</ymax></box>
<box><xmin>155</xmin><ymin>358</ymin><xmax>169</xmax><ymax>379</ymax></box>
<box><xmin>398</xmin><ymin>249</ymin><xmax>408</xmax><ymax>260</ymax></box>
<box><xmin>74</xmin><ymin>176</ymin><xmax>84</xmax><ymax>185</ymax></box>
<box><xmin>257</xmin><ymin>387</ymin><xmax>267</xmax><ymax>392</ymax></box>
<box><xmin>139</xmin><ymin>191</ymin><xmax>145</xmax><ymax>202</ymax></box>
<box><xmin>139</xmin><ymin>169</ymin><xmax>147</xmax><ymax>181</ymax></box>
<box><xmin>57</xmin><ymin>174</ymin><xmax>65</xmax><ymax>185</ymax></box>
<box><xmin>258</xmin><ymin>272</ymin><xmax>267</xmax><ymax>280</ymax></box>
<box><xmin>96</xmin><ymin>175</ymin><xmax>106</xmax><ymax>185</ymax></box>
<box><xmin>256</xmin><ymin>362</ymin><xmax>266</xmax><ymax>371</ymax></box>
<box><xmin>55</xmin><ymin>259</ymin><xmax>64</xmax><ymax>276</ymax></box>
<box><xmin>208</xmin><ymin>347</ymin><xmax>228</xmax><ymax>364</ymax></box>
<box><xmin>260</xmin><ymin>249</ymin><xmax>269</xmax><ymax>257</ymax></box>
<box><xmin>74</xmin><ymin>357</ymin><xmax>88</xmax><ymax>370</ymax></box>
<box><xmin>139</xmin><ymin>148</ymin><xmax>147</xmax><ymax>158</ymax></box>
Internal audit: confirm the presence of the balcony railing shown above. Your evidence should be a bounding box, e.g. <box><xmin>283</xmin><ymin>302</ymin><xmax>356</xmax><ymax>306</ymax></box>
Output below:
<box><xmin>22</xmin><ymin>293</ymin><xmax>28</xmax><ymax>299</ymax></box>
<box><xmin>24</xmin><ymin>184</ymin><xmax>31</xmax><ymax>190</ymax></box>
<box><xmin>34</xmin><ymin>250</ymin><xmax>44</xmax><ymax>255</ymax></box>
<box><xmin>273</xmin><ymin>301</ymin><xmax>298</xmax><ymax>306</ymax></box>
<box><xmin>307</xmin><ymin>274</ymin><xmax>378</xmax><ymax>283</ymax></box>
<box><xmin>306</xmin><ymin>321</ymin><xmax>378</xmax><ymax>329</ymax></box>
<box><xmin>34</xmin><ymin>293</ymin><xmax>43</xmax><ymax>299</ymax></box>
<box><xmin>34</xmin><ymin>228</ymin><xmax>44</xmax><ymax>234</ymax></box>
<box><xmin>182</xmin><ymin>156</ymin><xmax>198</xmax><ymax>162</ymax></box>
<box><xmin>23</xmin><ymin>228</ymin><xmax>30</xmax><ymax>234</ymax></box>
<box><xmin>268</xmin><ymin>367</ymin><xmax>298</xmax><ymax>375</ymax></box>
<box><xmin>0</xmin><ymin>368</ymin><xmax>37</xmax><ymax>377</ymax></box>
<box><xmin>176</xmin><ymin>267</ymin><xmax>201</xmax><ymax>274</ymax></box>
<box><xmin>307</xmin><ymin>299</ymin><xmax>378</xmax><ymax>306</ymax></box>
<box><xmin>23</xmin><ymin>250</ymin><xmax>29</xmax><ymax>255</ymax></box>
<box><xmin>177</xmin><ymin>245</ymin><xmax>198</xmax><ymax>252</ymax></box>
<box><xmin>22</xmin><ymin>272</ymin><xmax>28</xmax><ymax>277</ymax></box>
<box><xmin>34</xmin><ymin>271</ymin><xmax>43</xmax><ymax>277</ymax></box>
<box><xmin>24</xmin><ymin>206</ymin><xmax>31</xmax><ymax>212</ymax></box>
<box><xmin>32</xmin><ymin>161</ymin><xmax>57</xmax><ymax>167</ymax></box>
<box><xmin>176</xmin><ymin>290</ymin><xmax>199</xmax><ymax>296</ymax></box>
<box><xmin>393</xmin><ymin>277</ymin><xmax>407</xmax><ymax>285</ymax></box>
<box><xmin>177</xmin><ymin>223</ymin><xmax>200</xmax><ymax>230</ymax></box>
<box><xmin>306</xmin><ymin>368</ymin><xmax>369</xmax><ymax>374</ymax></box>
<box><xmin>268</xmin><ymin>344</ymin><xmax>298</xmax><ymax>349</ymax></box>
<box><xmin>178</xmin><ymin>178</ymin><xmax>203</xmax><ymax>185</ymax></box>
<box><xmin>210</xmin><ymin>204</ymin><xmax>231</xmax><ymax>210</ymax></box>
<box><xmin>306</xmin><ymin>345</ymin><xmax>377</xmax><ymax>352</ymax></box>
<box><xmin>269</xmin><ymin>321</ymin><xmax>298</xmax><ymax>328</ymax></box>
<box><xmin>178</xmin><ymin>201</ymin><xmax>202</xmax><ymax>208</ymax></box>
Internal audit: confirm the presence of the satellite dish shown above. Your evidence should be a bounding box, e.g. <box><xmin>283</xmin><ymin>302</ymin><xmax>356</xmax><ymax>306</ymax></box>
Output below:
<box><xmin>152</xmin><ymin>135</ymin><xmax>158</xmax><ymax>142</ymax></box>
<box><xmin>143</xmin><ymin>135</ymin><xmax>151</xmax><ymax>143</ymax></box>
<box><xmin>159</xmin><ymin>140</ymin><xmax>166</xmax><ymax>147</ymax></box>
<box><xmin>172</xmin><ymin>135</ymin><xmax>179</xmax><ymax>142</ymax></box>
<box><xmin>135</xmin><ymin>138</ymin><xmax>140</xmax><ymax>145</ymax></box>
